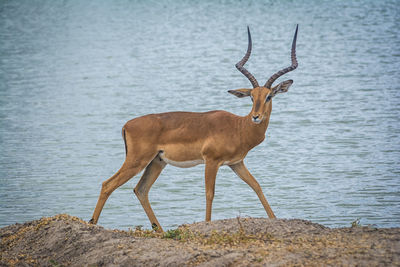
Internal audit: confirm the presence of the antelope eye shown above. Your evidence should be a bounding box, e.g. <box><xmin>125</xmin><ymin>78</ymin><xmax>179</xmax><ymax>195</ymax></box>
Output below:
<box><xmin>265</xmin><ymin>95</ymin><xmax>271</xmax><ymax>102</ymax></box>
<box><xmin>250</xmin><ymin>95</ymin><xmax>254</xmax><ymax>102</ymax></box>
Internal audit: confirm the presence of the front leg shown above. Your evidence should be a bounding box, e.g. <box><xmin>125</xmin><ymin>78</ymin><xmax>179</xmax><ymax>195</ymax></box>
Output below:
<box><xmin>204</xmin><ymin>161</ymin><xmax>220</xmax><ymax>221</ymax></box>
<box><xmin>229</xmin><ymin>161</ymin><xmax>276</xmax><ymax>219</ymax></box>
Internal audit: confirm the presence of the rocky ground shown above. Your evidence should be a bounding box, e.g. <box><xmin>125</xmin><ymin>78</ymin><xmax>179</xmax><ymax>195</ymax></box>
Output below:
<box><xmin>0</xmin><ymin>214</ymin><xmax>399</xmax><ymax>266</ymax></box>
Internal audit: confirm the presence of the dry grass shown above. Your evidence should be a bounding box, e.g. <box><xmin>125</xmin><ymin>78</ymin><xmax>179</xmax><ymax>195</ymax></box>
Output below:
<box><xmin>1</xmin><ymin>214</ymin><xmax>399</xmax><ymax>266</ymax></box>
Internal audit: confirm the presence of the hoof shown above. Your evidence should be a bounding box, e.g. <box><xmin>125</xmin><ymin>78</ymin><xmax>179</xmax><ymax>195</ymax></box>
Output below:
<box><xmin>151</xmin><ymin>223</ymin><xmax>163</xmax><ymax>232</ymax></box>
<box><xmin>89</xmin><ymin>218</ymin><xmax>95</xmax><ymax>224</ymax></box>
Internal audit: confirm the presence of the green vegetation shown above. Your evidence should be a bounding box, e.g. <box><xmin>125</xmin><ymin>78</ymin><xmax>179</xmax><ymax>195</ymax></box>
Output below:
<box><xmin>351</xmin><ymin>218</ymin><xmax>361</xmax><ymax>228</ymax></box>
<box><xmin>49</xmin><ymin>259</ymin><xmax>64</xmax><ymax>267</ymax></box>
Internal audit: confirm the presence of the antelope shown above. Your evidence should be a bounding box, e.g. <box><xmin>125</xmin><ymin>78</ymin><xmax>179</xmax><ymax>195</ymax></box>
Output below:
<box><xmin>90</xmin><ymin>25</ymin><xmax>299</xmax><ymax>231</ymax></box>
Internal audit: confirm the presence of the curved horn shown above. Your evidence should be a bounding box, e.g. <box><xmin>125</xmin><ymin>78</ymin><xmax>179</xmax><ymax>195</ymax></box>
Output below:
<box><xmin>235</xmin><ymin>26</ymin><xmax>259</xmax><ymax>88</ymax></box>
<box><xmin>264</xmin><ymin>24</ymin><xmax>298</xmax><ymax>89</ymax></box>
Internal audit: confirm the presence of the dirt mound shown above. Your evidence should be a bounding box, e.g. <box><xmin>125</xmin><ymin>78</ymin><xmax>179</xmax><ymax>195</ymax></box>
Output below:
<box><xmin>1</xmin><ymin>214</ymin><xmax>399</xmax><ymax>266</ymax></box>
<box><xmin>184</xmin><ymin>217</ymin><xmax>329</xmax><ymax>237</ymax></box>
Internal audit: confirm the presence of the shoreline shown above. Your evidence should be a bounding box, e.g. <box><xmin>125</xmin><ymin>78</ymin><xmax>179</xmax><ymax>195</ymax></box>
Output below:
<box><xmin>1</xmin><ymin>214</ymin><xmax>399</xmax><ymax>266</ymax></box>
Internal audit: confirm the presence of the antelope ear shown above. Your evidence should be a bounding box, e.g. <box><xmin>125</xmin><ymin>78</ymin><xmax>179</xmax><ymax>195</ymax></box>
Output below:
<box><xmin>271</xmin><ymin>80</ymin><xmax>293</xmax><ymax>97</ymax></box>
<box><xmin>228</xmin><ymin>88</ymin><xmax>252</xmax><ymax>98</ymax></box>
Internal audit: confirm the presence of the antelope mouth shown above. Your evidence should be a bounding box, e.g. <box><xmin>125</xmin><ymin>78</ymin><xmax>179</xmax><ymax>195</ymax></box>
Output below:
<box><xmin>252</xmin><ymin>117</ymin><xmax>262</xmax><ymax>124</ymax></box>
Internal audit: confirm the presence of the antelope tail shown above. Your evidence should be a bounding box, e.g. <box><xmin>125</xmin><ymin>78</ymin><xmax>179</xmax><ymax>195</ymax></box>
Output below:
<box><xmin>122</xmin><ymin>128</ymin><xmax>127</xmax><ymax>156</ymax></box>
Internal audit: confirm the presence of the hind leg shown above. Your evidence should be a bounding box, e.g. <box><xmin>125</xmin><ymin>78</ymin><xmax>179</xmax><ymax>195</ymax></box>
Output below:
<box><xmin>90</xmin><ymin>152</ymin><xmax>157</xmax><ymax>225</ymax></box>
<box><xmin>134</xmin><ymin>154</ymin><xmax>166</xmax><ymax>232</ymax></box>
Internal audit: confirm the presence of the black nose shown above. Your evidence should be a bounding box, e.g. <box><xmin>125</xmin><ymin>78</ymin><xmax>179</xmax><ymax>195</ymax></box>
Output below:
<box><xmin>252</xmin><ymin>115</ymin><xmax>259</xmax><ymax>120</ymax></box>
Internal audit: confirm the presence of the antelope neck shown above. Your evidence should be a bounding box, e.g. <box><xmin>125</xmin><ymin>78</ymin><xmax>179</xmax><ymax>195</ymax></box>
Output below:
<box><xmin>238</xmin><ymin>111</ymin><xmax>270</xmax><ymax>149</ymax></box>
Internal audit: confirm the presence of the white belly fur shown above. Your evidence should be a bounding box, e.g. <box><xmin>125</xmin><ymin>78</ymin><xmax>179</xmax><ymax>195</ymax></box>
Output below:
<box><xmin>159</xmin><ymin>152</ymin><xmax>242</xmax><ymax>168</ymax></box>
<box><xmin>159</xmin><ymin>152</ymin><xmax>204</xmax><ymax>168</ymax></box>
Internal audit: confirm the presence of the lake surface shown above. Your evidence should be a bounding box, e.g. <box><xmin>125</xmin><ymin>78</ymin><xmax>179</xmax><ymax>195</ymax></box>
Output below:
<box><xmin>1</xmin><ymin>0</ymin><xmax>399</xmax><ymax>230</ymax></box>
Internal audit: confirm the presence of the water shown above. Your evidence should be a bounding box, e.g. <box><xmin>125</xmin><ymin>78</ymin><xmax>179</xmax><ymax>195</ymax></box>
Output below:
<box><xmin>0</xmin><ymin>0</ymin><xmax>399</xmax><ymax>230</ymax></box>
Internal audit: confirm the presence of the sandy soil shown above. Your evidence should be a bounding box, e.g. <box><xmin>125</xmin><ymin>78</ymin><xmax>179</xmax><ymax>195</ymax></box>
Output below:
<box><xmin>0</xmin><ymin>214</ymin><xmax>399</xmax><ymax>266</ymax></box>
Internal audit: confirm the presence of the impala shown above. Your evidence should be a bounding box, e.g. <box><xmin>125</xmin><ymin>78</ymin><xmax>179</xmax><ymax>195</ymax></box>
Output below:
<box><xmin>90</xmin><ymin>25</ymin><xmax>299</xmax><ymax>231</ymax></box>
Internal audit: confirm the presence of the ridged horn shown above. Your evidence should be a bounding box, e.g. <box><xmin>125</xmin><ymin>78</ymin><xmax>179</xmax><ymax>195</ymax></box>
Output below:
<box><xmin>264</xmin><ymin>24</ymin><xmax>298</xmax><ymax>89</ymax></box>
<box><xmin>235</xmin><ymin>26</ymin><xmax>259</xmax><ymax>88</ymax></box>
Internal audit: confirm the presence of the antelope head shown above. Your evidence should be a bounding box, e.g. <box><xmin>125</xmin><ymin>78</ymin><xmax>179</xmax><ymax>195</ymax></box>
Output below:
<box><xmin>229</xmin><ymin>25</ymin><xmax>298</xmax><ymax>124</ymax></box>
